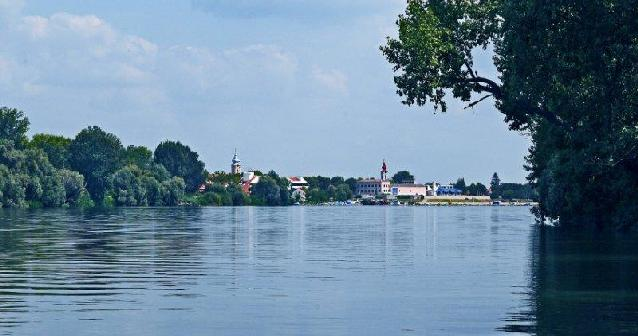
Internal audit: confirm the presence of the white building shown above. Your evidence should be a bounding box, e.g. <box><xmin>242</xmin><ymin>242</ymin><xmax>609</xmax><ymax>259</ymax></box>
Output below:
<box><xmin>391</xmin><ymin>184</ymin><xmax>431</xmax><ymax>197</ymax></box>
<box><xmin>356</xmin><ymin>179</ymin><xmax>391</xmax><ymax>197</ymax></box>
<box><xmin>241</xmin><ymin>171</ymin><xmax>260</xmax><ymax>194</ymax></box>
<box><xmin>355</xmin><ymin>160</ymin><xmax>392</xmax><ymax>197</ymax></box>
<box><xmin>287</xmin><ymin>177</ymin><xmax>309</xmax><ymax>191</ymax></box>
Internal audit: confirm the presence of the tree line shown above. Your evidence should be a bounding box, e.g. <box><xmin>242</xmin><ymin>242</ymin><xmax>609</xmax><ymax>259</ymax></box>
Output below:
<box><xmin>1</xmin><ymin>107</ymin><xmax>537</xmax><ymax>209</ymax></box>
<box><xmin>448</xmin><ymin>173</ymin><xmax>536</xmax><ymax>200</ymax></box>
<box><xmin>0</xmin><ymin>107</ymin><xmax>205</xmax><ymax>208</ymax></box>
<box><xmin>190</xmin><ymin>170</ymin><xmax>291</xmax><ymax>206</ymax></box>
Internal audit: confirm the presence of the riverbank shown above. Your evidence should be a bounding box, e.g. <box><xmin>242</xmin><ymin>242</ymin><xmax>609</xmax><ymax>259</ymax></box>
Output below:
<box><xmin>308</xmin><ymin>200</ymin><xmax>537</xmax><ymax>207</ymax></box>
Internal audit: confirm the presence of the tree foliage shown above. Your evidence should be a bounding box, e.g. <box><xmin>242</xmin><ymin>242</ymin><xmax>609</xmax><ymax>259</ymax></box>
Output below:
<box><xmin>123</xmin><ymin>145</ymin><xmax>153</xmax><ymax>168</ymax></box>
<box><xmin>69</xmin><ymin>126</ymin><xmax>124</xmax><ymax>203</ymax></box>
<box><xmin>304</xmin><ymin>175</ymin><xmax>354</xmax><ymax>204</ymax></box>
<box><xmin>453</xmin><ymin>177</ymin><xmax>467</xmax><ymax>193</ymax></box>
<box><xmin>209</xmin><ymin>171</ymin><xmax>241</xmax><ymax>185</ymax></box>
<box><xmin>29</xmin><ymin>134</ymin><xmax>71</xmax><ymax>169</ymax></box>
<box><xmin>0</xmin><ymin>140</ymin><xmax>88</xmax><ymax>208</ymax></box>
<box><xmin>467</xmin><ymin>182</ymin><xmax>488</xmax><ymax>196</ymax></box>
<box><xmin>251</xmin><ymin>176</ymin><xmax>288</xmax><ymax>206</ymax></box>
<box><xmin>0</xmin><ymin>110</ymin><xmax>198</xmax><ymax>209</ymax></box>
<box><xmin>490</xmin><ymin>172</ymin><xmax>501</xmax><ymax>195</ymax></box>
<box><xmin>383</xmin><ymin>0</ymin><xmax>638</xmax><ymax>228</ymax></box>
<box><xmin>391</xmin><ymin>171</ymin><xmax>415</xmax><ymax>184</ymax></box>
<box><xmin>0</xmin><ymin>107</ymin><xmax>30</xmax><ymax>148</ymax></box>
<box><xmin>108</xmin><ymin>164</ymin><xmax>185</xmax><ymax>206</ymax></box>
<box><xmin>154</xmin><ymin>141</ymin><xmax>206</xmax><ymax>193</ymax></box>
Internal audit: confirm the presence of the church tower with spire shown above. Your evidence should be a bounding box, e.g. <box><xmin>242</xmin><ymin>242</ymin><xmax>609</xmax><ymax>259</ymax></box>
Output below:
<box><xmin>231</xmin><ymin>149</ymin><xmax>242</xmax><ymax>174</ymax></box>
<box><xmin>381</xmin><ymin>159</ymin><xmax>388</xmax><ymax>181</ymax></box>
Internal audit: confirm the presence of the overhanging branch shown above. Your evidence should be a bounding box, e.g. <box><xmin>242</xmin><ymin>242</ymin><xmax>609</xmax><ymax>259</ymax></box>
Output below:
<box><xmin>462</xmin><ymin>62</ymin><xmax>569</xmax><ymax>130</ymax></box>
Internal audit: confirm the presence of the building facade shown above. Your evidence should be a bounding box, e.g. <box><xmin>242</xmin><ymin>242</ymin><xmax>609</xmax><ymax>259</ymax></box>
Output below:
<box><xmin>356</xmin><ymin>179</ymin><xmax>391</xmax><ymax>197</ymax></box>
<box><xmin>436</xmin><ymin>184</ymin><xmax>463</xmax><ymax>196</ymax></box>
<box><xmin>391</xmin><ymin>184</ymin><xmax>431</xmax><ymax>198</ymax></box>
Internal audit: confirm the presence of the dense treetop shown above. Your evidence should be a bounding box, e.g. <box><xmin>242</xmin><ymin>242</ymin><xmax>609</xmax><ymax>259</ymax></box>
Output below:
<box><xmin>0</xmin><ymin>107</ymin><xmax>30</xmax><ymax>148</ymax></box>
<box><xmin>154</xmin><ymin>141</ymin><xmax>206</xmax><ymax>193</ymax></box>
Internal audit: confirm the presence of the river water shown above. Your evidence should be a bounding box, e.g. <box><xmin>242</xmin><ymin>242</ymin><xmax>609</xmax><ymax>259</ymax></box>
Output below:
<box><xmin>0</xmin><ymin>206</ymin><xmax>636</xmax><ymax>335</ymax></box>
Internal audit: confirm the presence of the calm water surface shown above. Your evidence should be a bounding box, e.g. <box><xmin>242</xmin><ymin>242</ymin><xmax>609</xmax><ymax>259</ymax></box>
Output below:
<box><xmin>0</xmin><ymin>207</ymin><xmax>636</xmax><ymax>335</ymax></box>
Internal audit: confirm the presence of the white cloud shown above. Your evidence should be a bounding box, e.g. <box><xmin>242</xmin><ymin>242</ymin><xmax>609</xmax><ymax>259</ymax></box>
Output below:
<box><xmin>158</xmin><ymin>43</ymin><xmax>297</xmax><ymax>105</ymax></box>
<box><xmin>0</xmin><ymin>10</ymin><xmax>303</xmax><ymax>110</ymax></box>
<box><xmin>312</xmin><ymin>66</ymin><xmax>347</xmax><ymax>94</ymax></box>
<box><xmin>0</xmin><ymin>0</ymin><xmax>24</xmax><ymax>24</ymax></box>
<box><xmin>1</xmin><ymin>12</ymin><xmax>157</xmax><ymax>92</ymax></box>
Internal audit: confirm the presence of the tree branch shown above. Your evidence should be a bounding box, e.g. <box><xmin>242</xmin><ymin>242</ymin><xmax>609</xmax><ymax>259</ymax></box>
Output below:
<box><xmin>462</xmin><ymin>62</ymin><xmax>569</xmax><ymax>130</ymax></box>
<box><xmin>465</xmin><ymin>94</ymin><xmax>493</xmax><ymax>109</ymax></box>
<box><xmin>464</xmin><ymin>61</ymin><xmax>477</xmax><ymax>79</ymax></box>
<box><xmin>466</xmin><ymin>77</ymin><xmax>503</xmax><ymax>99</ymax></box>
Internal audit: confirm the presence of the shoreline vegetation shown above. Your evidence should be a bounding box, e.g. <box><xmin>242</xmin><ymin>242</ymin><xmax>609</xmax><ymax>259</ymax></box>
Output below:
<box><xmin>0</xmin><ymin>107</ymin><xmax>536</xmax><ymax>209</ymax></box>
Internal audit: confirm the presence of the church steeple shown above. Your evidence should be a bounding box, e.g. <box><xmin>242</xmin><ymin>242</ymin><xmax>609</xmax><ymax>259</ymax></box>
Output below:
<box><xmin>231</xmin><ymin>149</ymin><xmax>241</xmax><ymax>174</ymax></box>
<box><xmin>381</xmin><ymin>159</ymin><xmax>388</xmax><ymax>180</ymax></box>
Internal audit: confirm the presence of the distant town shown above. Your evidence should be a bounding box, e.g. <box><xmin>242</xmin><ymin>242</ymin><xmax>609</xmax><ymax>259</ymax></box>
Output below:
<box><xmin>195</xmin><ymin>150</ymin><xmax>538</xmax><ymax>206</ymax></box>
<box><xmin>0</xmin><ymin>107</ymin><xmax>536</xmax><ymax>209</ymax></box>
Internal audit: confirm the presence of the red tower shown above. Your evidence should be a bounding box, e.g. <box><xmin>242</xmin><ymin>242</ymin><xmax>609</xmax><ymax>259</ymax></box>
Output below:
<box><xmin>381</xmin><ymin>160</ymin><xmax>388</xmax><ymax>180</ymax></box>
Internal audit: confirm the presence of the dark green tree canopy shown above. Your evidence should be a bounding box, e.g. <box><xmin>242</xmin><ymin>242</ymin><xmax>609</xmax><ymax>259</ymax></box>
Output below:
<box><xmin>0</xmin><ymin>140</ymin><xmax>87</xmax><ymax>208</ymax></box>
<box><xmin>29</xmin><ymin>134</ymin><xmax>71</xmax><ymax>169</ymax></box>
<box><xmin>69</xmin><ymin>126</ymin><xmax>124</xmax><ymax>202</ymax></box>
<box><xmin>251</xmin><ymin>176</ymin><xmax>283</xmax><ymax>206</ymax></box>
<box><xmin>392</xmin><ymin>170</ymin><xmax>415</xmax><ymax>184</ymax></box>
<box><xmin>467</xmin><ymin>182</ymin><xmax>488</xmax><ymax>196</ymax></box>
<box><xmin>453</xmin><ymin>177</ymin><xmax>467</xmax><ymax>193</ymax></box>
<box><xmin>154</xmin><ymin>140</ymin><xmax>206</xmax><ymax>192</ymax></box>
<box><xmin>0</xmin><ymin>107</ymin><xmax>30</xmax><ymax>147</ymax></box>
<box><xmin>124</xmin><ymin>145</ymin><xmax>153</xmax><ymax>168</ymax></box>
<box><xmin>490</xmin><ymin>172</ymin><xmax>501</xmax><ymax>191</ymax></box>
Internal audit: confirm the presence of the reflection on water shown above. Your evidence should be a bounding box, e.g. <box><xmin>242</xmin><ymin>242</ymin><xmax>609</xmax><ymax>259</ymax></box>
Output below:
<box><xmin>0</xmin><ymin>207</ymin><xmax>635</xmax><ymax>335</ymax></box>
<box><xmin>502</xmin><ymin>226</ymin><xmax>638</xmax><ymax>335</ymax></box>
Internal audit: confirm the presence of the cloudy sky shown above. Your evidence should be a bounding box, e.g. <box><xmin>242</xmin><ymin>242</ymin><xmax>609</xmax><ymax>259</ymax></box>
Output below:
<box><xmin>0</xmin><ymin>0</ymin><xmax>530</xmax><ymax>184</ymax></box>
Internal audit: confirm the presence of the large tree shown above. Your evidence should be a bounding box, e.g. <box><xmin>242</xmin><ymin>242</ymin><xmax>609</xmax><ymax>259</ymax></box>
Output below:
<box><xmin>392</xmin><ymin>170</ymin><xmax>415</xmax><ymax>184</ymax></box>
<box><xmin>69</xmin><ymin>126</ymin><xmax>124</xmax><ymax>203</ymax></box>
<box><xmin>453</xmin><ymin>177</ymin><xmax>467</xmax><ymax>194</ymax></box>
<box><xmin>251</xmin><ymin>176</ymin><xmax>284</xmax><ymax>206</ymax></box>
<box><xmin>154</xmin><ymin>141</ymin><xmax>206</xmax><ymax>192</ymax></box>
<box><xmin>490</xmin><ymin>172</ymin><xmax>501</xmax><ymax>198</ymax></box>
<box><xmin>0</xmin><ymin>107</ymin><xmax>30</xmax><ymax>147</ymax></box>
<box><xmin>382</xmin><ymin>0</ymin><xmax>638</xmax><ymax>228</ymax></box>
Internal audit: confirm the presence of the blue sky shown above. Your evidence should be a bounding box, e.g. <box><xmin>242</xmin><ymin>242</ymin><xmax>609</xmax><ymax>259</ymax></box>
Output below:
<box><xmin>0</xmin><ymin>0</ymin><xmax>530</xmax><ymax>184</ymax></box>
